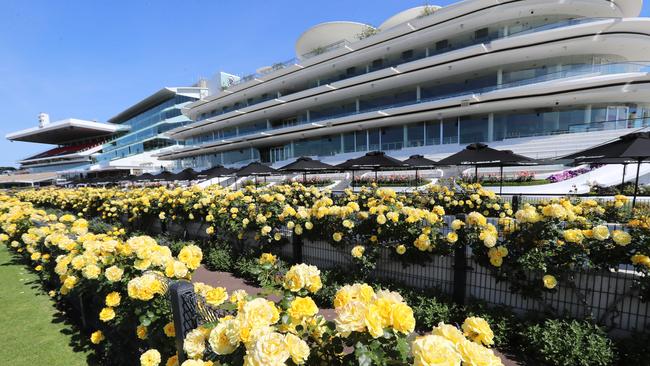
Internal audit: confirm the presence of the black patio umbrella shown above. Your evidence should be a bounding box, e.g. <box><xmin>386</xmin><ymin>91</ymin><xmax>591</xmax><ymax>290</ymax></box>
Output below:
<box><xmin>336</xmin><ymin>151</ymin><xmax>408</xmax><ymax>185</ymax></box>
<box><xmin>559</xmin><ymin>132</ymin><xmax>650</xmax><ymax>207</ymax></box>
<box><xmin>173</xmin><ymin>168</ymin><xmax>198</xmax><ymax>181</ymax></box>
<box><xmin>153</xmin><ymin>171</ymin><xmax>176</xmax><ymax>181</ymax></box>
<box><xmin>133</xmin><ymin>173</ymin><xmax>155</xmax><ymax>182</ymax></box>
<box><xmin>402</xmin><ymin>154</ymin><xmax>437</xmax><ymax>185</ymax></box>
<box><xmin>199</xmin><ymin>166</ymin><xmax>235</xmax><ymax>180</ymax></box>
<box><xmin>437</xmin><ymin>143</ymin><xmax>538</xmax><ymax>194</ymax></box>
<box><xmin>234</xmin><ymin>162</ymin><xmax>278</xmax><ymax>187</ymax></box>
<box><xmin>235</xmin><ymin>162</ymin><xmax>278</xmax><ymax>177</ymax></box>
<box><xmin>279</xmin><ymin>156</ymin><xmax>334</xmax><ymax>182</ymax></box>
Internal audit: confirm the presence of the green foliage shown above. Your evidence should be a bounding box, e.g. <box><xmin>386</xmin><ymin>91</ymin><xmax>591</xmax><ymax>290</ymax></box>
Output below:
<box><xmin>521</xmin><ymin>319</ymin><xmax>616</xmax><ymax>366</ymax></box>
<box><xmin>203</xmin><ymin>241</ymin><xmax>235</xmax><ymax>272</ymax></box>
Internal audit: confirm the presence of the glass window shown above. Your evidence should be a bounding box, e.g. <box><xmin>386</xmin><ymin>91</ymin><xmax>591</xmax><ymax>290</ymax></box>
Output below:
<box><xmin>368</xmin><ymin>129</ymin><xmax>380</xmax><ymax>151</ymax></box>
<box><xmin>356</xmin><ymin>131</ymin><xmax>367</xmax><ymax>152</ymax></box>
<box><xmin>442</xmin><ymin>118</ymin><xmax>458</xmax><ymax>144</ymax></box>
<box><xmin>343</xmin><ymin>133</ymin><xmax>356</xmax><ymax>153</ymax></box>
<box><xmin>426</xmin><ymin>121</ymin><xmax>441</xmax><ymax>145</ymax></box>
<box><xmin>460</xmin><ymin>115</ymin><xmax>489</xmax><ymax>144</ymax></box>
<box><xmin>381</xmin><ymin>126</ymin><xmax>403</xmax><ymax>151</ymax></box>
<box><xmin>407</xmin><ymin>122</ymin><xmax>425</xmax><ymax>148</ymax></box>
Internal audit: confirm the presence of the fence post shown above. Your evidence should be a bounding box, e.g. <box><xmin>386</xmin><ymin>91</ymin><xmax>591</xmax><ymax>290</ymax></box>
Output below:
<box><xmin>453</xmin><ymin>214</ymin><xmax>467</xmax><ymax>305</ymax></box>
<box><xmin>511</xmin><ymin>194</ymin><xmax>520</xmax><ymax>212</ymax></box>
<box><xmin>169</xmin><ymin>281</ymin><xmax>198</xmax><ymax>364</ymax></box>
<box><xmin>293</xmin><ymin>233</ymin><xmax>303</xmax><ymax>264</ymax></box>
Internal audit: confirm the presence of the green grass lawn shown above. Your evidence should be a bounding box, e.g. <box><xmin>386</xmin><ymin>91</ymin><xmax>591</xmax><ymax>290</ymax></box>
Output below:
<box><xmin>0</xmin><ymin>245</ymin><xmax>93</xmax><ymax>365</ymax></box>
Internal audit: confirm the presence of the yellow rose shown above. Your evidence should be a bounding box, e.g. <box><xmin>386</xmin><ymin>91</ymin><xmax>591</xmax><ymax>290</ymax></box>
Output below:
<box><xmin>451</xmin><ymin>219</ymin><xmax>464</xmax><ymax>231</ymax></box>
<box><xmin>137</xmin><ymin>325</ymin><xmax>148</xmax><ymax>340</ymax></box>
<box><xmin>351</xmin><ymin>245</ymin><xmax>365</xmax><ymax>259</ymax></box>
<box><xmin>259</xmin><ymin>253</ymin><xmax>277</xmax><ymax>266</ymax></box>
<box><xmin>457</xmin><ymin>340</ymin><xmax>502</xmax><ymax>366</ymax></box>
<box><xmin>391</xmin><ymin>302</ymin><xmax>415</xmax><ymax>334</ymax></box>
<box><xmin>592</xmin><ymin>225</ymin><xmax>610</xmax><ymax>241</ymax></box>
<box><xmin>284</xmin><ymin>333</ymin><xmax>310</xmax><ymax>365</ymax></box>
<box><xmin>462</xmin><ymin>317</ymin><xmax>494</xmax><ymax>346</ymax></box>
<box><xmin>543</xmin><ymin>274</ymin><xmax>557</xmax><ymax>289</ymax></box>
<box><xmin>288</xmin><ymin>296</ymin><xmax>318</xmax><ymax>321</ymax></box>
<box><xmin>99</xmin><ymin>307</ymin><xmax>116</xmax><ymax>322</ymax></box>
<box><xmin>612</xmin><ymin>230</ymin><xmax>632</xmax><ymax>246</ymax></box>
<box><xmin>90</xmin><ymin>330</ymin><xmax>104</xmax><ymax>344</ymax></box>
<box><xmin>164</xmin><ymin>322</ymin><xmax>175</xmax><ymax>337</ymax></box>
<box><xmin>432</xmin><ymin>322</ymin><xmax>466</xmax><ymax>345</ymax></box>
<box><xmin>105</xmin><ymin>291</ymin><xmax>121</xmax><ymax>307</ymax></box>
<box><xmin>178</xmin><ymin>245</ymin><xmax>202</xmax><ymax>270</ymax></box>
<box><xmin>412</xmin><ymin>334</ymin><xmax>461</xmax><ymax>366</ymax></box>
<box><xmin>183</xmin><ymin>327</ymin><xmax>207</xmax><ymax>360</ymax></box>
<box><xmin>140</xmin><ymin>349</ymin><xmax>161</xmax><ymax>366</ymax></box>
<box><xmin>244</xmin><ymin>332</ymin><xmax>289</xmax><ymax>366</ymax></box>
<box><xmin>208</xmin><ymin>319</ymin><xmax>239</xmax><ymax>355</ymax></box>
<box><xmin>332</xmin><ymin>232</ymin><xmax>343</xmax><ymax>242</ymax></box>
<box><xmin>396</xmin><ymin>244</ymin><xmax>406</xmax><ymax>255</ymax></box>
<box><xmin>205</xmin><ymin>287</ymin><xmax>228</xmax><ymax>307</ymax></box>
<box><xmin>632</xmin><ymin>254</ymin><xmax>650</xmax><ymax>268</ymax></box>
<box><xmin>446</xmin><ymin>232</ymin><xmax>458</xmax><ymax>243</ymax></box>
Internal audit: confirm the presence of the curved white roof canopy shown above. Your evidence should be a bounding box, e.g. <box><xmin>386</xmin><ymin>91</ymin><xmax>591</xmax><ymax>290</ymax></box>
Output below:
<box><xmin>378</xmin><ymin>5</ymin><xmax>442</xmax><ymax>31</ymax></box>
<box><xmin>615</xmin><ymin>0</ymin><xmax>643</xmax><ymax>17</ymax></box>
<box><xmin>295</xmin><ymin>21</ymin><xmax>373</xmax><ymax>59</ymax></box>
<box><xmin>6</xmin><ymin>119</ymin><xmax>126</xmax><ymax>145</ymax></box>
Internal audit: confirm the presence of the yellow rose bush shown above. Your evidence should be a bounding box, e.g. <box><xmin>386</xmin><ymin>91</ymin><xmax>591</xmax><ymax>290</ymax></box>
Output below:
<box><xmin>180</xmin><ymin>261</ymin><xmax>501</xmax><ymax>365</ymax></box>
<box><xmin>466</xmin><ymin>198</ymin><xmax>648</xmax><ymax>299</ymax></box>
<box><xmin>9</xmin><ymin>183</ymin><xmax>650</xmax><ymax>303</ymax></box>
<box><xmin>0</xmin><ymin>194</ymin><xmax>202</xmax><ymax>366</ymax></box>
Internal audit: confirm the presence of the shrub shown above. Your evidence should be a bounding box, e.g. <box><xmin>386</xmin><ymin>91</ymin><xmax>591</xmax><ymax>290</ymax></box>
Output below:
<box><xmin>521</xmin><ymin>319</ymin><xmax>616</xmax><ymax>366</ymax></box>
<box><xmin>203</xmin><ymin>241</ymin><xmax>234</xmax><ymax>272</ymax></box>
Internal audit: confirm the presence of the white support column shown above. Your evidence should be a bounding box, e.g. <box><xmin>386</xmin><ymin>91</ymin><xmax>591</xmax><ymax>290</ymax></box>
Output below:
<box><xmin>423</xmin><ymin>121</ymin><xmax>427</xmax><ymax>146</ymax></box>
<box><xmin>439</xmin><ymin>120</ymin><xmax>444</xmax><ymax>144</ymax></box>
<box><xmin>306</xmin><ymin>110</ymin><xmax>310</xmax><ymax>122</ymax></box>
<box><xmin>356</xmin><ymin>98</ymin><xmax>360</xmax><ymax>112</ymax></box>
<box><xmin>416</xmin><ymin>86</ymin><xmax>421</xmax><ymax>102</ymax></box>
<box><xmin>266</xmin><ymin>119</ymin><xmax>271</xmax><ymax>129</ymax></box>
<box><xmin>496</xmin><ymin>69</ymin><xmax>503</xmax><ymax>86</ymax></box>
<box><xmin>585</xmin><ymin>105</ymin><xmax>592</xmax><ymax>125</ymax></box>
<box><xmin>487</xmin><ymin>113</ymin><xmax>494</xmax><ymax>142</ymax></box>
<box><xmin>403</xmin><ymin>125</ymin><xmax>408</xmax><ymax>148</ymax></box>
<box><xmin>340</xmin><ymin>134</ymin><xmax>345</xmax><ymax>153</ymax></box>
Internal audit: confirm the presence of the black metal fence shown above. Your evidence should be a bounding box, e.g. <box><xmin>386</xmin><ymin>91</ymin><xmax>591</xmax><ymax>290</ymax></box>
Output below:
<box><xmin>169</xmin><ymin>281</ymin><xmax>231</xmax><ymax>364</ymax></box>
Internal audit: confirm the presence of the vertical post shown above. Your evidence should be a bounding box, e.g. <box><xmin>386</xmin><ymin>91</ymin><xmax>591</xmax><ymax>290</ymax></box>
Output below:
<box><xmin>622</xmin><ymin>163</ymin><xmax>627</xmax><ymax>188</ymax></box>
<box><xmin>512</xmin><ymin>194</ymin><xmax>520</xmax><ymax>212</ymax></box>
<box><xmin>293</xmin><ymin>233</ymin><xmax>303</xmax><ymax>264</ymax></box>
<box><xmin>453</xmin><ymin>214</ymin><xmax>467</xmax><ymax>305</ymax></box>
<box><xmin>499</xmin><ymin>165</ymin><xmax>504</xmax><ymax>195</ymax></box>
<box><xmin>170</xmin><ymin>281</ymin><xmax>199</xmax><ymax>365</ymax></box>
<box><xmin>633</xmin><ymin>160</ymin><xmax>641</xmax><ymax>209</ymax></box>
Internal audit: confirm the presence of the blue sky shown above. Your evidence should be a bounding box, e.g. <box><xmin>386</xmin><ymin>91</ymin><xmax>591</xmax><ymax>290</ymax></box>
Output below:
<box><xmin>1</xmin><ymin>0</ymin><xmax>649</xmax><ymax>167</ymax></box>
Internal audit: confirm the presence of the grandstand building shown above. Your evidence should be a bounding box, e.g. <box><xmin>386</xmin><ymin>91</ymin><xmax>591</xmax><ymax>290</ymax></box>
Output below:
<box><xmin>159</xmin><ymin>0</ymin><xmax>650</xmax><ymax>170</ymax></box>
<box><xmin>6</xmin><ymin>114</ymin><xmax>125</xmax><ymax>173</ymax></box>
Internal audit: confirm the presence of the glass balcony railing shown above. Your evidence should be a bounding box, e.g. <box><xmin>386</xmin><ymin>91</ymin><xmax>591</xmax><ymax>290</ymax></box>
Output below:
<box><xmin>216</xmin><ymin>17</ymin><xmax>608</xmax><ymax>98</ymax></box>
<box><xmin>186</xmin><ymin>61</ymin><xmax>650</xmax><ymax>147</ymax></box>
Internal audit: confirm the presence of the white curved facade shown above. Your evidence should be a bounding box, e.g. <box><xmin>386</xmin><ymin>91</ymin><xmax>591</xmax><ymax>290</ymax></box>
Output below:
<box><xmin>161</xmin><ymin>0</ymin><xmax>650</xmax><ymax>170</ymax></box>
